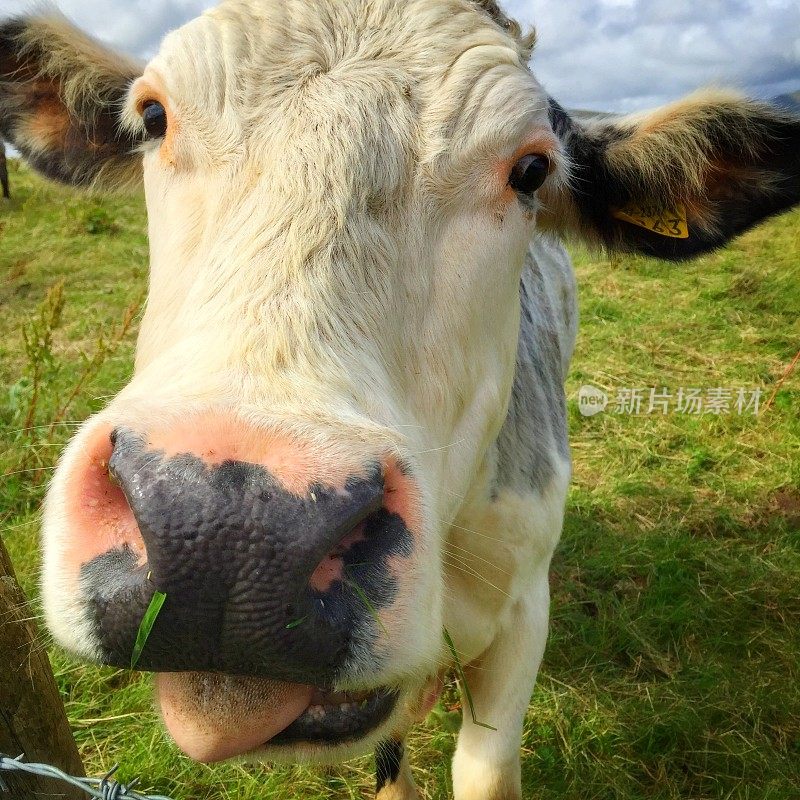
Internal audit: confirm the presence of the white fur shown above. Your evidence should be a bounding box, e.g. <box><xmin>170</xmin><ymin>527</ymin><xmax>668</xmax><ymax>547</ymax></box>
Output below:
<box><xmin>449</xmin><ymin>461</ymin><xmax>570</xmax><ymax>800</ymax></box>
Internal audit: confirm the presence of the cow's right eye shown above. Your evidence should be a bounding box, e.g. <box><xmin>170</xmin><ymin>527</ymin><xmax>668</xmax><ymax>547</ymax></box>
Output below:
<box><xmin>142</xmin><ymin>101</ymin><xmax>168</xmax><ymax>138</ymax></box>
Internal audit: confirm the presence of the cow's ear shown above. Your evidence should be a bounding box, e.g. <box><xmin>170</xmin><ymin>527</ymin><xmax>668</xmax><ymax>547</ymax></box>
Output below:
<box><xmin>540</xmin><ymin>91</ymin><xmax>800</xmax><ymax>261</ymax></box>
<box><xmin>0</xmin><ymin>14</ymin><xmax>144</xmax><ymax>190</ymax></box>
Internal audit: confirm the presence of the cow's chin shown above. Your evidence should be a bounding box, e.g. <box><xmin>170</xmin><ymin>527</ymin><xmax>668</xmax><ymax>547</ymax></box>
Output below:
<box><xmin>154</xmin><ymin>672</ymin><xmax>438</xmax><ymax>765</ymax></box>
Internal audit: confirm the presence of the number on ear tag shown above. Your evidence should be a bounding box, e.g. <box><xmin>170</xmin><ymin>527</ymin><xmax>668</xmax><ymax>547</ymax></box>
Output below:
<box><xmin>613</xmin><ymin>202</ymin><xmax>689</xmax><ymax>239</ymax></box>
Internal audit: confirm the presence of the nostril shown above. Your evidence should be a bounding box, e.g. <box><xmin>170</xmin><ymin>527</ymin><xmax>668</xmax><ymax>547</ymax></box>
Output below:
<box><xmin>305</xmin><ymin>459</ymin><xmax>421</xmax><ymax>596</ymax></box>
<box><xmin>309</xmin><ymin>521</ymin><xmax>370</xmax><ymax>592</ymax></box>
<box><xmin>61</xmin><ymin>425</ymin><xmax>147</xmax><ymax>574</ymax></box>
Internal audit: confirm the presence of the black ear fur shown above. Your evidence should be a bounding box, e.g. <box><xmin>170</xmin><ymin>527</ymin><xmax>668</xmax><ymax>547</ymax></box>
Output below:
<box><xmin>547</xmin><ymin>96</ymin><xmax>800</xmax><ymax>261</ymax></box>
<box><xmin>0</xmin><ymin>16</ymin><xmax>143</xmax><ymax>189</ymax></box>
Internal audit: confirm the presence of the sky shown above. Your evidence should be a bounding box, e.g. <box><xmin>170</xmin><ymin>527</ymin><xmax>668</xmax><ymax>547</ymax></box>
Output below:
<box><xmin>0</xmin><ymin>0</ymin><xmax>798</xmax><ymax>111</ymax></box>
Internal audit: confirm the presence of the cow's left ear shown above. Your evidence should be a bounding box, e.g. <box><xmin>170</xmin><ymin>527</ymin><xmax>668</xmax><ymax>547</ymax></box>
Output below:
<box><xmin>540</xmin><ymin>91</ymin><xmax>800</xmax><ymax>260</ymax></box>
<box><xmin>0</xmin><ymin>14</ymin><xmax>143</xmax><ymax>190</ymax></box>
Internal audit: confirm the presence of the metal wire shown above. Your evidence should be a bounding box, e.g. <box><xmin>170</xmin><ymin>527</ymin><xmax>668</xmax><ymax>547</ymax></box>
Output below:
<box><xmin>0</xmin><ymin>754</ymin><xmax>174</xmax><ymax>800</ymax></box>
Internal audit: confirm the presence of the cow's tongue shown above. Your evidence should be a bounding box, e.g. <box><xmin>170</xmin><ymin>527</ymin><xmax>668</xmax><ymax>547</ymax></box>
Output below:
<box><xmin>156</xmin><ymin>672</ymin><xmax>314</xmax><ymax>763</ymax></box>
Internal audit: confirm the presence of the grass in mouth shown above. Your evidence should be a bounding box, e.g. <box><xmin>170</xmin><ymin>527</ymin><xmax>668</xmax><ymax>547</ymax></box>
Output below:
<box><xmin>443</xmin><ymin>627</ymin><xmax>497</xmax><ymax>731</ymax></box>
<box><xmin>130</xmin><ymin>591</ymin><xmax>167</xmax><ymax>670</ymax></box>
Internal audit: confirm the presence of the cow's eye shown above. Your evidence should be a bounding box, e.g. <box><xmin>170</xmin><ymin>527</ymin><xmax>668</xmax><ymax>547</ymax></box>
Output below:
<box><xmin>509</xmin><ymin>154</ymin><xmax>550</xmax><ymax>194</ymax></box>
<box><xmin>142</xmin><ymin>100</ymin><xmax>168</xmax><ymax>139</ymax></box>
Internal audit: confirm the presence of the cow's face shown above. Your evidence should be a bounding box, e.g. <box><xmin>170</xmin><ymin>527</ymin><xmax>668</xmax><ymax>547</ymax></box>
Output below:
<box><xmin>34</xmin><ymin>1</ymin><xmax>561</xmax><ymax>763</ymax></box>
<box><xmin>2</xmin><ymin>0</ymin><xmax>798</xmax><ymax>769</ymax></box>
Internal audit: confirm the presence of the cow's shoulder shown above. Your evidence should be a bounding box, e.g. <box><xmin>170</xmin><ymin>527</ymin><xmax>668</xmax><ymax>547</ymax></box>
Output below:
<box><xmin>494</xmin><ymin>235</ymin><xmax>577</xmax><ymax>496</ymax></box>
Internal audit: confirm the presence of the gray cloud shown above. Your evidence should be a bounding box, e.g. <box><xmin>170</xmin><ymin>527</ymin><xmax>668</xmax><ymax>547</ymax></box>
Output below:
<box><xmin>0</xmin><ymin>0</ymin><xmax>798</xmax><ymax>111</ymax></box>
<box><xmin>506</xmin><ymin>0</ymin><xmax>800</xmax><ymax>110</ymax></box>
<box><xmin>0</xmin><ymin>0</ymin><xmax>214</xmax><ymax>57</ymax></box>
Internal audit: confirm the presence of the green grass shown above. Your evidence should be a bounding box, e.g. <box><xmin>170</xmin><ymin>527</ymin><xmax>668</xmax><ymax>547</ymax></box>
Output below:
<box><xmin>1</xmin><ymin>159</ymin><xmax>799</xmax><ymax>799</ymax></box>
<box><xmin>131</xmin><ymin>591</ymin><xmax>168</xmax><ymax>670</ymax></box>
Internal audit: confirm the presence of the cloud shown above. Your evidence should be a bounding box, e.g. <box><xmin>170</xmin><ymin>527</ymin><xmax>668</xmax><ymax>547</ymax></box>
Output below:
<box><xmin>0</xmin><ymin>0</ymin><xmax>214</xmax><ymax>57</ymax></box>
<box><xmin>505</xmin><ymin>0</ymin><xmax>800</xmax><ymax>110</ymax></box>
<box><xmin>0</xmin><ymin>0</ymin><xmax>798</xmax><ymax>111</ymax></box>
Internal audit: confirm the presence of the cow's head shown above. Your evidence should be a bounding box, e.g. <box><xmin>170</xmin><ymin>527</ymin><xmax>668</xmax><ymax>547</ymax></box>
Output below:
<box><xmin>2</xmin><ymin>0</ymin><xmax>798</xmax><ymax>766</ymax></box>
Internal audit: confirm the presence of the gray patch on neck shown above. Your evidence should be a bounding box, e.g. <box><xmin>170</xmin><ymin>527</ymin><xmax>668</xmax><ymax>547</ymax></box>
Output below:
<box><xmin>494</xmin><ymin>237</ymin><xmax>577</xmax><ymax>495</ymax></box>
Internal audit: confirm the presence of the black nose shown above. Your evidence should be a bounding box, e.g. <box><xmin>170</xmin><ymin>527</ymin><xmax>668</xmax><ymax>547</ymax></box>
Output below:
<box><xmin>80</xmin><ymin>429</ymin><xmax>411</xmax><ymax>684</ymax></box>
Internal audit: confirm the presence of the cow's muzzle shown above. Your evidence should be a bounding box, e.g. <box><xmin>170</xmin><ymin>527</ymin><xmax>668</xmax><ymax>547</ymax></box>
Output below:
<box><xmin>49</xmin><ymin>420</ymin><xmax>421</xmax><ymax>759</ymax></box>
<box><xmin>78</xmin><ymin>427</ymin><xmax>413</xmax><ymax>683</ymax></box>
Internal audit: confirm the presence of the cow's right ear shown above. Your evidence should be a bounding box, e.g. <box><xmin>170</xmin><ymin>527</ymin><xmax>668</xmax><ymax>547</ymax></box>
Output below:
<box><xmin>0</xmin><ymin>14</ymin><xmax>143</xmax><ymax>190</ymax></box>
<box><xmin>540</xmin><ymin>92</ymin><xmax>800</xmax><ymax>261</ymax></box>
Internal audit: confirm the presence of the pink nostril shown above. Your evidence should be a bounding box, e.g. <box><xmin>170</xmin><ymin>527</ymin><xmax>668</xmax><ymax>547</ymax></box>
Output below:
<box><xmin>309</xmin><ymin>522</ymin><xmax>368</xmax><ymax>592</ymax></box>
<box><xmin>306</xmin><ymin>459</ymin><xmax>421</xmax><ymax>594</ymax></box>
<box><xmin>49</xmin><ymin>416</ymin><xmax>424</xmax><ymax>678</ymax></box>
<box><xmin>62</xmin><ymin>426</ymin><xmax>146</xmax><ymax>573</ymax></box>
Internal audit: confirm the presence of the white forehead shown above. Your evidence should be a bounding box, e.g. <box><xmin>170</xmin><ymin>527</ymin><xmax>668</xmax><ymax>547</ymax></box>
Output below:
<box><xmin>144</xmin><ymin>0</ymin><xmax>550</xmax><ymax>169</ymax></box>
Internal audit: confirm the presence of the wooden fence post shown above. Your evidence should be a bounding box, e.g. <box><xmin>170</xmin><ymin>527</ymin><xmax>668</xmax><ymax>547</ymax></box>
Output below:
<box><xmin>0</xmin><ymin>141</ymin><xmax>9</xmax><ymax>200</ymax></box>
<box><xmin>0</xmin><ymin>533</ymin><xmax>85</xmax><ymax>799</ymax></box>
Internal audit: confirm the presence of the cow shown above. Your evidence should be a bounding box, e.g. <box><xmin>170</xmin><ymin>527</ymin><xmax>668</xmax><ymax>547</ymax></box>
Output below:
<box><xmin>1</xmin><ymin>2</ymin><xmax>798</xmax><ymax>798</ymax></box>
<box><xmin>0</xmin><ymin>139</ymin><xmax>9</xmax><ymax>198</ymax></box>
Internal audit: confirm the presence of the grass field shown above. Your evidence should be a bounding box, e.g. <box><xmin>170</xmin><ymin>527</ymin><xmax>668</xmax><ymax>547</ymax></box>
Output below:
<box><xmin>1</xmin><ymin>159</ymin><xmax>799</xmax><ymax>800</ymax></box>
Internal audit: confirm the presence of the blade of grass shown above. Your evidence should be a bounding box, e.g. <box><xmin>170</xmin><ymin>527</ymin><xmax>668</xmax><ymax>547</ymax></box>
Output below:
<box><xmin>345</xmin><ymin>574</ymin><xmax>389</xmax><ymax>638</ymax></box>
<box><xmin>764</xmin><ymin>347</ymin><xmax>800</xmax><ymax>411</ymax></box>
<box><xmin>285</xmin><ymin>616</ymin><xmax>309</xmax><ymax>630</ymax></box>
<box><xmin>130</xmin><ymin>591</ymin><xmax>167</xmax><ymax>670</ymax></box>
<box><xmin>443</xmin><ymin>627</ymin><xmax>497</xmax><ymax>731</ymax></box>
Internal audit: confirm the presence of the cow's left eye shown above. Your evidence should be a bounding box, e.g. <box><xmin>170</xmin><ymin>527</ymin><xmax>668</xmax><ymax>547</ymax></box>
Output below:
<box><xmin>142</xmin><ymin>100</ymin><xmax>168</xmax><ymax>139</ymax></box>
<box><xmin>509</xmin><ymin>154</ymin><xmax>550</xmax><ymax>194</ymax></box>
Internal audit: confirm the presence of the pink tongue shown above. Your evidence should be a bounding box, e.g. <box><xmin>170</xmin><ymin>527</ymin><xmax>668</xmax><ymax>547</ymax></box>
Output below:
<box><xmin>156</xmin><ymin>673</ymin><xmax>313</xmax><ymax>763</ymax></box>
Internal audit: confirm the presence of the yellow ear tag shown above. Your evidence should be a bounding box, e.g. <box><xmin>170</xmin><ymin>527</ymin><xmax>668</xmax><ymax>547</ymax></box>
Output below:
<box><xmin>612</xmin><ymin>201</ymin><xmax>689</xmax><ymax>239</ymax></box>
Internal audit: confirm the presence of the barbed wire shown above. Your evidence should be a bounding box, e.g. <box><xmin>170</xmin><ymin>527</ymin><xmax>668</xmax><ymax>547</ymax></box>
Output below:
<box><xmin>0</xmin><ymin>754</ymin><xmax>175</xmax><ymax>800</ymax></box>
